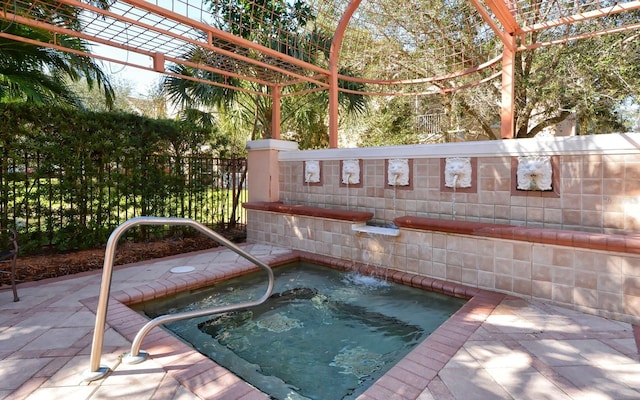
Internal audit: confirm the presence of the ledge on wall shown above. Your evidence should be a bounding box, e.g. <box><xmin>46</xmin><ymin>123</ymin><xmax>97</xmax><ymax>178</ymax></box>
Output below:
<box><xmin>393</xmin><ymin>216</ymin><xmax>640</xmax><ymax>255</ymax></box>
<box><xmin>277</xmin><ymin>133</ymin><xmax>640</xmax><ymax>161</ymax></box>
<box><xmin>352</xmin><ymin>223</ymin><xmax>400</xmax><ymax>237</ymax></box>
<box><xmin>243</xmin><ymin>202</ymin><xmax>374</xmax><ymax>222</ymax></box>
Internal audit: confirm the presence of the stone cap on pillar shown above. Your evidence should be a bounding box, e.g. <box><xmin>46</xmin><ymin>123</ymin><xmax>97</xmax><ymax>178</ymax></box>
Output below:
<box><xmin>246</xmin><ymin>139</ymin><xmax>299</xmax><ymax>151</ymax></box>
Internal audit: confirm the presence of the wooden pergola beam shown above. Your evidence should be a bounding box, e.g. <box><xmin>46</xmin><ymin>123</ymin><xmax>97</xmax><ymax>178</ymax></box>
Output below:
<box><xmin>329</xmin><ymin>0</ymin><xmax>363</xmax><ymax>149</ymax></box>
<box><xmin>468</xmin><ymin>0</ymin><xmax>514</xmax><ymax>49</ymax></box>
<box><xmin>483</xmin><ymin>0</ymin><xmax>521</xmax><ymax>35</ymax></box>
<box><xmin>521</xmin><ymin>1</ymin><xmax>640</xmax><ymax>34</ymax></box>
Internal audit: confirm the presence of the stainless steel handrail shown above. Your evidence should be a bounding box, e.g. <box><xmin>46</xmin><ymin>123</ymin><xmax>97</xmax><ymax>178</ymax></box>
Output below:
<box><xmin>82</xmin><ymin>216</ymin><xmax>275</xmax><ymax>382</ymax></box>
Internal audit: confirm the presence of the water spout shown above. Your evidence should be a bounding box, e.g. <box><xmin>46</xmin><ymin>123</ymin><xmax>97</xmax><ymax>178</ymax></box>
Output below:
<box><xmin>353</xmin><ymin>222</ymin><xmax>400</xmax><ymax>280</ymax></box>
<box><xmin>387</xmin><ymin>159</ymin><xmax>409</xmax><ymax>186</ymax></box>
<box><xmin>341</xmin><ymin>159</ymin><xmax>360</xmax><ymax>185</ymax></box>
<box><xmin>304</xmin><ymin>160</ymin><xmax>320</xmax><ymax>184</ymax></box>
<box><xmin>444</xmin><ymin>157</ymin><xmax>472</xmax><ymax>188</ymax></box>
<box><xmin>516</xmin><ymin>156</ymin><xmax>552</xmax><ymax>191</ymax></box>
<box><xmin>392</xmin><ymin>172</ymin><xmax>400</xmax><ymax>222</ymax></box>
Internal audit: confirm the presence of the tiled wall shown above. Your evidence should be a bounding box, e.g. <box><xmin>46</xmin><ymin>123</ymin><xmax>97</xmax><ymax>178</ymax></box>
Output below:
<box><xmin>279</xmin><ymin>153</ymin><xmax>640</xmax><ymax>235</ymax></box>
<box><xmin>246</xmin><ymin>134</ymin><xmax>640</xmax><ymax>323</ymax></box>
<box><xmin>245</xmin><ymin>211</ymin><xmax>640</xmax><ymax>324</ymax></box>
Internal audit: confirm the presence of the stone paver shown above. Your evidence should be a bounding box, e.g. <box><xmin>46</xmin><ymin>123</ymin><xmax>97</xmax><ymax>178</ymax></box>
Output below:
<box><xmin>0</xmin><ymin>244</ymin><xmax>638</xmax><ymax>400</ymax></box>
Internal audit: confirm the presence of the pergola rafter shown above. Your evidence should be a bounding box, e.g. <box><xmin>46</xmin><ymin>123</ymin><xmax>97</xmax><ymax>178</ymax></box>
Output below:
<box><xmin>1</xmin><ymin>0</ymin><xmax>639</xmax><ymax>145</ymax></box>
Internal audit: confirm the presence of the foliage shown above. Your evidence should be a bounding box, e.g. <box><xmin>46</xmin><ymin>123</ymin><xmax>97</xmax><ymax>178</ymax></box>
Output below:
<box><xmin>336</xmin><ymin>0</ymin><xmax>640</xmax><ymax>141</ymax></box>
<box><xmin>509</xmin><ymin>33</ymin><xmax>636</xmax><ymax>138</ymax></box>
<box><xmin>411</xmin><ymin>2</ymin><xmax>640</xmax><ymax>139</ymax></box>
<box><xmin>0</xmin><ymin>103</ymin><xmax>245</xmax><ymax>253</ymax></box>
<box><xmin>352</xmin><ymin>97</ymin><xmax>422</xmax><ymax>146</ymax></box>
<box><xmin>209</xmin><ymin>0</ymin><xmax>315</xmax><ymax>48</ymax></box>
<box><xmin>0</xmin><ymin>10</ymin><xmax>115</xmax><ymax>109</ymax></box>
<box><xmin>164</xmin><ymin>0</ymin><xmax>366</xmax><ymax>148</ymax></box>
<box><xmin>66</xmin><ymin>76</ymin><xmax>135</xmax><ymax>113</ymax></box>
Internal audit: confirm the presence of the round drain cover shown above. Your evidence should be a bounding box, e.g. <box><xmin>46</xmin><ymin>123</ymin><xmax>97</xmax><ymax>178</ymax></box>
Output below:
<box><xmin>170</xmin><ymin>266</ymin><xmax>195</xmax><ymax>274</ymax></box>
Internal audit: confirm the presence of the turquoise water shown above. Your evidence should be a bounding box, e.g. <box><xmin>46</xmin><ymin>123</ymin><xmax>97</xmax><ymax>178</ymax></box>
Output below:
<box><xmin>135</xmin><ymin>262</ymin><xmax>465</xmax><ymax>400</ymax></box>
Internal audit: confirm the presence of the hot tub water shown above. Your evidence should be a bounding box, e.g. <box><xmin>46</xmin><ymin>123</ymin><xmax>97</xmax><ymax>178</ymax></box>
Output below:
<box><xmin>135</xmin><ymin>262</ymin><xmax>465</xmax><ymax>400</ymax></box>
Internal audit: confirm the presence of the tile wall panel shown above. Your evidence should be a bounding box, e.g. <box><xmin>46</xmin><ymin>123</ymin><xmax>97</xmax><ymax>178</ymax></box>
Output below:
<box><xmin>279</xmin><ymin>152</ymin><xmax>640</xmax><ymax>234</ymax></box>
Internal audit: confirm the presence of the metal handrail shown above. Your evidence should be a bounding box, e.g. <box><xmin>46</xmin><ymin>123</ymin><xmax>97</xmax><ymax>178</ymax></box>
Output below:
<box><xmin>82</xmin><ymin>216</ymin><xmax>275</xmax><ymax>382</ymax></box>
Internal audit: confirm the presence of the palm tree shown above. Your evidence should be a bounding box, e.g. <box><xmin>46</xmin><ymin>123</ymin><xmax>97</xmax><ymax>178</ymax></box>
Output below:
<box><xmin>0</xmin><ymin>4</ymin><xmax>115</xmax><ymax>108</ymax></box>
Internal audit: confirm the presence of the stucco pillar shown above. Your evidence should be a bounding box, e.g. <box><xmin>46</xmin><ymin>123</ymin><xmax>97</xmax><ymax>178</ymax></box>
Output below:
<box><xmin>271</xmin><ymin>85</ymin><xmax>281</xmax><ymax>140</ymax></box>
<box><xmin>246</xmin><ymin>139</ymin><xmax>298</xmax><ymax>202</ymax></box>
<box><xmin>501</xmin><ymin>34</ymin><xmax>516</xmax><ymax>139</ymax></box>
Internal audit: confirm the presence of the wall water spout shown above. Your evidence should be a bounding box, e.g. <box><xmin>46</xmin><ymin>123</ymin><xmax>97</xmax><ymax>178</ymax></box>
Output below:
<box><xmin>516</xmin><ymin>156</ymin><xmax>552</xmax><ymax>191</ymax></box>
<box><xmin>444</xmin><ymin>158</ymin><xmax>472</xmax><ymax>188</ymax></box>
<box><xmin>341</xmin><ymin>159</ymin><xmax>360</xmax><ymax>185</ymax></box>
<box><xmin>352</xmin><ymin>223</ymin><xmax>400</xmax><ymax>237</ymax></box>
<box><xmin>387</xmin><ymin>159</ymin><xmax>410</xmax><ymax>186</ymax></box>
<box><xmin>304</xmin><ymin>160</ymin><xmax>320</xmax><ymax>184</ymax></box>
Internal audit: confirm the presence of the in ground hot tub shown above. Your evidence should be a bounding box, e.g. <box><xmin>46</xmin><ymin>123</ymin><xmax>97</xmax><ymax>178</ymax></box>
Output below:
<box><xmin>133</xmin><ymin>262</ymin><xmax>466</xmax><ymax>400</ymax></box>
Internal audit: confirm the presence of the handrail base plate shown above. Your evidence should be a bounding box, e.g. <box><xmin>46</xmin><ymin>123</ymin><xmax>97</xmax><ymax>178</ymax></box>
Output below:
<box><xmin>81</xmin><ymin>366</ymin><xmax>110</xmax><ymax>382</ymax></box>
<box><xmin>123</xmin><ymin>350</ymin><xmax>149</xmax><ymax>365</ymax></box>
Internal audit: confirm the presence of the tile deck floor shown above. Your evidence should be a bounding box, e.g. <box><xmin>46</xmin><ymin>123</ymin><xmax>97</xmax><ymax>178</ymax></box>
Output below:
<box><xmin>1</xmin><ymin>243</ymin><xmax>639</xmax><ymax>400</ymax></box>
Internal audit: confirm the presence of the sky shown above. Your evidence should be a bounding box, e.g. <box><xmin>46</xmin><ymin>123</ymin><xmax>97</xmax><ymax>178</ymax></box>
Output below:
<box><xmin>94</xmin><ymin>44</ymin><xmax>164</xmax><ymax>98</ymax></box>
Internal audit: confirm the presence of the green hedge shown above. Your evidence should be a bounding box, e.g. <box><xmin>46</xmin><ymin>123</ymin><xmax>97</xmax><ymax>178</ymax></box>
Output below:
<box><xmin>0</xmin><ymin>103</ymin><xmax>245</xmax><ymax>254</ymax></box>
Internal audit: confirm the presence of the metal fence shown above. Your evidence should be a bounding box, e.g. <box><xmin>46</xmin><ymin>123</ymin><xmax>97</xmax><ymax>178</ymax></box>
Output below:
<box><xmin>0</xmin><ymin>154</ymin><xmax>247</xmax><ymax>252</ymax></box>
<box><xmin>416</xmin><ymin>112</ymin><xmax>446</xmax><ymax>142</ymax></box>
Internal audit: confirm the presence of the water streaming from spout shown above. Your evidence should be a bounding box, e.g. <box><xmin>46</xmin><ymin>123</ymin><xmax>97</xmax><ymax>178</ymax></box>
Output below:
<box><xmin>352</xmin><ymin>225</ymin><xmax>400</xmax><ymax>281</ymax></box>
<box><xmin>305</xmin><ymin>174</ymin><xmax>311</xmax><ymax>205</ymax></box>
<box><xmin>392</xmin><ymin>173</ymin><xmax>400</xmax><ymax>225</ymax></box>
<box><xmin>451</xmin><ymin>174</ymin><xmax>459</xmax><ymax>219</ymax></box>
<box><xmin>343</xmin><ymin>272</ymin><xmax>390</xmax><ymax>288</ymax></box>
<box><xmin>345</xmin><ymin>172</ymin><xmax>352</xmax><ymax>209</ymax></box>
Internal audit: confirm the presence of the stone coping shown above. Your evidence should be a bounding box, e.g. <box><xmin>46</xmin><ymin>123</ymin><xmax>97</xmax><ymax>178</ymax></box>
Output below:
<box><xmin>108</xmin><ymin>251</ymin><xmax>488</xmax><ymax>309</ymax></box>
<box><xmin>275</xmin><ymin>133</ymin><xmax>640</xmax><ymax>161</ymax></box>
<box><xmin>394</xmin><ymin>216</ymin><xmax>640</xmax><ymax>255</ymax></box>
<box><xmin>243</xmin><ymin>201</ymin><xmax>374</xmax><ymax>222</ymax></box>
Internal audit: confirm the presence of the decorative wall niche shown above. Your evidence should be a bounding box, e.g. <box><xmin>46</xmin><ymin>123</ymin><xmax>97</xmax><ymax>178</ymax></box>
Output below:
<box><xmin>444</xmin><ymin>157</ymin><xmax>472</xmax><ymax>188</ymax></box>
<box><xmin>386</xmin><ymin>158</ymin><xmax>412</xmax><ymax>189</ymax></box>
<box><xmin>303</xmin><ymin>160</ymin><xmax>322</xmax><ymax>185</ymax></box>
<box><xmin>340</xmin><ymin>159</ymin><xmax>363</xmax><ymax>187</ymax></box>
<box><xmin>440</xmin><ymin>158</ymin><xmax>477</xmax><ymax>193</ymax></box>
<box><xmin>511</xmin><ymin>156</ymin><xmax>560</xmax><ymax>197</ymax></box>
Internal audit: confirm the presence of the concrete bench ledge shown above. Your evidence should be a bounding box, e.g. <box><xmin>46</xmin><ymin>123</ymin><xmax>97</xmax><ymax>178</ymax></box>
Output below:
<box><xmin>243</xmin><ymin>201</ymin><xmax>374</xmax><ymax>222</ymax></box>
<box><xmin>393</xmin><ymin>216</ymin><xmax>640</xmax><ymax>255</ymax></box>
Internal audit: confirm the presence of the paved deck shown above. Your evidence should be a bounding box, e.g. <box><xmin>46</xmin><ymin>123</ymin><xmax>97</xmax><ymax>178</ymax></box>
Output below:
<box><xmin>1</xmin><ymin>244</ymin><xmax>638</xmax><ymax>400</ymax></box>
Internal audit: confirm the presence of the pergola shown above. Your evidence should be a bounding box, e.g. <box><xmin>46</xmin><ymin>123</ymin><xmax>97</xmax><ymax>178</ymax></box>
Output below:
<box><xmin>2</xmin><ymin>0</ymin><xmax>639</xmax><ymax>147</ymax></box>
